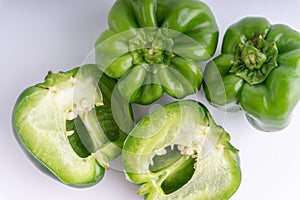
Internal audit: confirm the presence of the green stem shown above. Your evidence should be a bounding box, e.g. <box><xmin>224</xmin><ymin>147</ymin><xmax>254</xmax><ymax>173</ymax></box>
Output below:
<box><xmin>129</xmin><ymin>28</ymin><xmax>174</xmax><ymax>65</ymax></box>
<box><xmin>241</xmin><ymin>44</ymin><xmax>267</xmax><ymax>70</ymax></box>
<box><xmin>230</xmin><ymin>34</ymin><xmax>278</xmax><ymax>85</ymax></box>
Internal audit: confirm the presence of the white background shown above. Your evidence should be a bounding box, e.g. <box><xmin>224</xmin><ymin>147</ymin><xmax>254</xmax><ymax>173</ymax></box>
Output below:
<box><xmin>1</xmin><ymin>0</ymin><xmax>300</xmax><ymax>199</ymax></box>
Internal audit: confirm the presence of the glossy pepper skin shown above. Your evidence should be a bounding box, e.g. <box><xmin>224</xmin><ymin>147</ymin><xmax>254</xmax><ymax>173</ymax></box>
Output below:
<box><xmin>203</xmin><ymin>17</ymin><xmax>300</xmax><ymax>131</ymax></box>
<box><xmin>13</xmin><ymin>64</ymin><xmax>132</xmax><ymax>187</ymax></box>
<box><xmin>95</xmin><ymin>0</ymin><xmax>219</xmax><ymax>105</ymax></box>
<box><xmin>123</xmin><ymin>100</ymin><xmax>241</xmax><ymax>200</ymax></box>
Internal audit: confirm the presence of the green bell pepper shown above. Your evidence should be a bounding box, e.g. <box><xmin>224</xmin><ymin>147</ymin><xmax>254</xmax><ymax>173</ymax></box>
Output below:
<box><xmin>123</xmin><ymin>100</ymin><xmax>241</xmax><ymax>199</ymax></box>
<box><xmin>203</xmin><ymin>17</ymin><xmax>300</xmax><ymax>131</ymax></box>
<box><xmin>13</xmin><ymin>64</ymin><xmax>132</xmax><ymax>187</ymax></box>
<box><xmin>95</xmin><ymin>0</ymin><xmax>219</xmax><ymax>105</ymax></box>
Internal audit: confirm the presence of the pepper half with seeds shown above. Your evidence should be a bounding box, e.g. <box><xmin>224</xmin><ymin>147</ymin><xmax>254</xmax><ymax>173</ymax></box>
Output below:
<box><xmin>122</xmin><ymin>100</ymin><xmax>241</xmax><ymax>199</ymax></box>
<box><xmin>13</xmin><ymin>64</ymin><xmax>132</xmax><ymax>187</ymax></box>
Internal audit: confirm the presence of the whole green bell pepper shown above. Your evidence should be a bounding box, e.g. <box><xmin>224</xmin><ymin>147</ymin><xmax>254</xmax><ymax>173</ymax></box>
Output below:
<box><xmin>13</xmin><ymin>64</ymin><xmax>132</xmax><ymax>187</ymax></box>
<box><xmin>95</xmin><ymin>0</ymin><xmax>219</xmax><ymax>105</ymax></box>
<box><xmin>123</xmin><ymin>100</ymin><xmax>241</xmax><ymax>199</ymax></box>
<box><xmin>203</xmin><ymin>17</ymin><xmax>300</xmax><ymax>131</ymax></box>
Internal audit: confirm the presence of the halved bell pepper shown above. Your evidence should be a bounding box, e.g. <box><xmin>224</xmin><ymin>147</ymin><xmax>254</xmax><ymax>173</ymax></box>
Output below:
<box><xmin>123</xmin><ymin>100</ymin><xmax>241</xmax><ymax>199</ymax></box>
<box><xmin>203</xmin><ymin>17</ymin><xmax>300</xmax><ymax>131</ymax></box>
<box><xmin>95</xmin><ymin>0</ymin><xmax>219</xmax><ymax>105</ymax></box>
<box><xmin>13</xmin><ymin>64</ymin><xmax>132</xmax><ymax>187</ymax></box>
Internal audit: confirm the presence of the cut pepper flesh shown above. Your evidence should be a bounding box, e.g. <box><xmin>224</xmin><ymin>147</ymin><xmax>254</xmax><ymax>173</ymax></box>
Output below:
<box><xmin>13</xmin><ymin>65</ymin><xmax>131</xmax><ymax>186</ymax></box>
<box><xmin>123</xmin><ymin>100</ymin><xmax>241</xmax><ymax>199</ymax></box>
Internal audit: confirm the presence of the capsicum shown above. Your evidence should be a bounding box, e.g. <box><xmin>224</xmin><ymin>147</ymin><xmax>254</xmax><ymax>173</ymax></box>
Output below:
<box><xmin>123</xmin><ymin>100</ymin><xmax>241</xmax><ymax>199</ymax></box>
<box><xmin>203</xmin><ymin>17</ymin><xmax>300</xmax><ymax>131</ymax></box>
<box><xmin>95</xmin><ymin>0</ymin><xmax>219</xmax><ymax>105</ymax></box>
<box><xmin>13</xmin><ymin>64</ymin><xmax>132</xmax><ymax>187</ymax></box>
